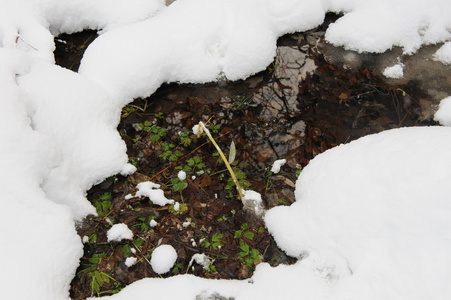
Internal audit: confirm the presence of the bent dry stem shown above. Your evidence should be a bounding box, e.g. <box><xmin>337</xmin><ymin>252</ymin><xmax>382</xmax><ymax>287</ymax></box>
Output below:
<box><xmin>196</xmin><ymin>121</ymin><xmax>244</xmax><ymax>200</ymax></box>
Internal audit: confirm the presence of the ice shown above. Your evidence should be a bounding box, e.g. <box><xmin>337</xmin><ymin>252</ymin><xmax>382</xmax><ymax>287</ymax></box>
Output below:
<box><xmin>107</xmin><ymin>223</ymin><xmax>134</xmax><ymax>242</ymax></box>
<box><xmin>150</xmin><ymin>245</ymin><xmax>178</xmax><ymax>274</ymax></box>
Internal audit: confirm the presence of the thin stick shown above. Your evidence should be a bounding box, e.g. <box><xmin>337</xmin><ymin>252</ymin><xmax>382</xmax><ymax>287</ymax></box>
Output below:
<box><xmin>197</xmin><ymin>122</ymin><xmax>244</xmax><ymax>200</ymax></box>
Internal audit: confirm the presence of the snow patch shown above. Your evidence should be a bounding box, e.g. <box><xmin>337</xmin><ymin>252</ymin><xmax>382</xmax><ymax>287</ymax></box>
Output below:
<box><xmin>383</xmin><ymin>63</ymin><xmax>404</xmax><ymax>79</ymax></box>
<box><xmin>151</xmin><ymin>245</ymin><xmax>178</xmax><ymax>274</ymax></box>
<box><xmin>107</xmin><ymin>223</ymin><xmax>134</xmax><ymax>242</ymax></box>
<box><xmin>271</xmin><ymin>159</ymin><xmax>286</xmax><ymax>174</ymax></box>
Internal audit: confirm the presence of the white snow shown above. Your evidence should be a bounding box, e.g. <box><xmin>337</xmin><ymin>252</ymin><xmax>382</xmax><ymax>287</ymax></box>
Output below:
<box><xmin>150</xmin><ymin>219</ymin><xmax>158</xmax><ymax>227</ymax></box>
<box><xmin>120</xmin><ymin>163</ymin><xmax>137</xmax><ymax>176</ymax></box>
<box><xmin>135</xmin><ymin>181</ymin><xmax>175</xmax><ymax>206</ymax></box>
<box><xmin>173</xmin><ymin>202</ymin><xmax>180</xmax><ymax>212</ymax></box>
<box><xmin>434</xmin><ymin>42</ymin><xmax>451</xmax><ymax>65</ymax></box>
<box><xmin>1</xmin><ymin>0</ymin><xmax>451</xmax><ymax>299</ymax></box>
<box><xmin>107</xmin><ymin>223</ymin><xmax>134</xmax><ymax>242</ymax></box>
<box><xmin>434</xmin><ymin>96</ymin><xmax>451</xmax><ymax>126</ymax></box>
<box><xmin>189</xmin><ymin>253</ymin><xmax>212</xmax><ymax>270</ymax></box>
<box><xmin>192</xmin><ymin>124</ymin><xmax>203</xmax><ymax>136</ymax></box>
<box><xmin>241</xmin><ymin>190</ymin><xmax>265</xmax><ymax>216</ymax></box>
<box><xmin>178</xmin><ymin>170</ymin><xmax>187</xmax><ymax>181</ymax></box>
<box><xmin>270</xmin><ymin>158</ymin><xmax>286</xmax><ymax>174</ymax></box>
<box><xmin>265</xmin><ymin>126</ymin><xmax>451</xmax><ymax>299</ymax></box>
<box><xmin>151</xmin><ymin>245</ymin><xmax>178</xmax><ymax>274</ymax></box>
<box><xmin>125</xmin><ymin>257</ymin><xmax>137</xmax><ymax>268</ymax></box>
<box><xmin>383</xmin><ymin>63</ymin><xmax>404</xmax><ymax>79</ymax></box>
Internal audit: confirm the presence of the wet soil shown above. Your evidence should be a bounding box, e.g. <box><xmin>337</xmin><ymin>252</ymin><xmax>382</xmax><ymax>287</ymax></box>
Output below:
<box><xmin>55</xmin><ymin>15</ymin><xmax>438</xmax><ymax>300</ymax></box>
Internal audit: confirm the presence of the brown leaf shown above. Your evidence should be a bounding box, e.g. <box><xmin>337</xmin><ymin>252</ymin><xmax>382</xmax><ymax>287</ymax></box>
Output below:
<box><xmin>198</xmin><ymin>175</ymin><xmax>212</xmax><ymax>188</ymax></box>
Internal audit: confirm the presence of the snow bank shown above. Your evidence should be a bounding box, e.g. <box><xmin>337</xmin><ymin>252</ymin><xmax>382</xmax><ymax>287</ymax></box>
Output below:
<box><xmin>0</xmin><ymin>48</ymin><xmax>83</xmax><ymax>300</ymax></box>
<box><xmin>0</xmin><ymin>0</ymin><xmax>165</xmax><ymax>62</ymax></box>
<box><xmin>325</xmin><ymin>0</ymin><xmax>451</xmax><ymax>54</ymax></box>
<box><xmin>265</xmin><ymin>126</ymin><xmax>451</xmax><ymax>299</ymax></box>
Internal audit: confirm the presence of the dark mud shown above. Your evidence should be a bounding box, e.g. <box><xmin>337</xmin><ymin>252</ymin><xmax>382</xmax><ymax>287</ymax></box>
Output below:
<box><xmin>55</xmin><ymin>17</ymin><xmax>438</xmax><ymax>300</ymax></box>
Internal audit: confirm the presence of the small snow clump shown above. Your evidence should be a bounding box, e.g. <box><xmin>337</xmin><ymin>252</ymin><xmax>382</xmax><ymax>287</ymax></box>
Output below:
<box><xmin>192</xmin><ymin>124</ymin><xmax>203</xmax><ymax>135</ymax></box>
<box><xmin>107</xmin><ymin>223</ymin><xmax>133</xmax><ymax>242</ymax></box>
<box><xmin>135</xmin><ymin>181</ymin><xmax>175</xmax><ymax>206</ymax></box>
<box><xmin>151</xmin><ymin>245</ymin><xmax>177</xmax><ymax>274</ymax></box>
<box><xmin>120</xmin><ymin>163</ymin><xmax>137</xmax><ymax>176</ymax></box>
<box><xmin>125</xmin><ymin>257</ymin><xmax>137</xmax><ymax>268</ymax></box>
<box><xmin>242</xmin><ymin>190</ymin><xmax>265</xmax><ymax>216</ymax></box>
<box><xmin>178</xmin><ymin>170</ymin><xmax>186</xmax><ymax>181</ymax></box>
<box><xmin>173</xmin><ymin>202</ymin><xmax>180</xmax><ymax>212</ymax></box>
<box><xmin>383</xmin><ymin>64</ymin><xmax>404</xmax><ymax>78</ymax></box>
<box><xmin>189</xmin><ymin>253</ymin><xmax>212</xmax><ymax>270</ymax></box>
<box><xmin>271</xmin><ymin>159</ymin><xmax>286</xmax><ymax>174</ymax></box>
<box><xmin>149</xmin><ymin>219</ymin><xmax>158</xmax><ymax>227</ymax></box>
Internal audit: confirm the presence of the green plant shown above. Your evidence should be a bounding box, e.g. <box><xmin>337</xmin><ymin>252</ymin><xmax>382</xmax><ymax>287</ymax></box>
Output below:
<box><xmin>225</xmin><ymin>166</ymin><xmax>250</xmax><ymax>198</ymax></box>
<box><xmin>133</xmin><ymin>217</ymin><xmax>155</xmax><ymax>231</ymax></box>
<box><xmin>217</xmin><ymin>215</ymin><xmax>227</xmax><ymax>222</ymax></box>
<box><xmin>204</xmin><ymin>258</ymin><xmax>217</xmax><ymax>273</ymax></box>
<box><xmin>128</xmin><ymin>158</ymin><xmax>139</xmax><ymax>167</ymax></box>
<box><xmin>169</xmin><ymin>177</ymin><xmax>188</xmax><ymax>192</ymax></box>
<box><xmin>175</xmin><ymin>155</ymin><xmax>210</xmax><ymax>176</ymax></box>
<box><xmin>121</xmin><ymin>100</ymin><xmax>148</xmax><ymax>118</ymax></box>
<box><xmin>155</xmin><ymin>112</ymin><xmax>164</xmax><ymax>119</ymax></box>
<box><xmin>159</xmin><ymin>142</ymin><xmax>183</xmax><ymax>162</ymax></box>
<box><xmin>209</xmin><ymin>124</ymin><xmax>221</xmax><ymax>133</ymax></box>
<box><xmin>234</xmin><ymin>223</ymin><xmax>254</xmax><ymax>240</ymax></box>
<box><xmin>172</xmin><ymin>262</ymin><xmax>184</xmax><ymax>274</ymax></box>
<box><xmin>121</xmin><ymin>238</ymin><xmax>145</xmax><ymax>257</ymax></box>
<box><xmin>179</xmin><ymin>129</ymin><xmax>192</xmax><ymax>147</ymax></box>
<box><xmin>278</xmin><ymin>198</ymin><xmax>290</xmax><ymax>205</ymax></box>
<box><xmin>78</xmin><ymin>253</ymin><xmax>121</xmax><ymax>297</ymax></box>
<box><xmin>200</xmin><ymin>233</ymin><xmax>223</xmax><ymax>250</ymax></box>
<box><xmin>92</xmin><ymin>192</ymin><xmax>112</xmax><ymax>218</ymax></box>
<box><xmin>169</xmin><ymin>203</ymin><xmax>188</xmax><ymax>215</ymax></box>
<box><xmin>296</xmin><ymin>169</ymin><xmax>302</xmax><ymax>178</ymax></box>
<box><xmin>136</xmin><ymin>121</ymin><xmax>168</xmax><ymax>143</ymax></box>
<box><xmin>238</xmin><ymin>241</ymin><xmax>261</xmax><ymax>270</ymax></box>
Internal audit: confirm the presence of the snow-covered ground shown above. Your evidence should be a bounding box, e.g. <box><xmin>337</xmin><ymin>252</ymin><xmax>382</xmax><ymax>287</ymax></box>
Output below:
<box><xmin>1</xmin><ymin>0</ymin><xmax>451</xmax><ymax>299</ymax></box>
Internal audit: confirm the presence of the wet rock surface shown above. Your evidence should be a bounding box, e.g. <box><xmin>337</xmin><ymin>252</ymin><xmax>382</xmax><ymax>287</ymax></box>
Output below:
<box><xmin>56</xmin><ymin>15</ymin><xmax>444</xmax><ymax>299</ymax></box>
